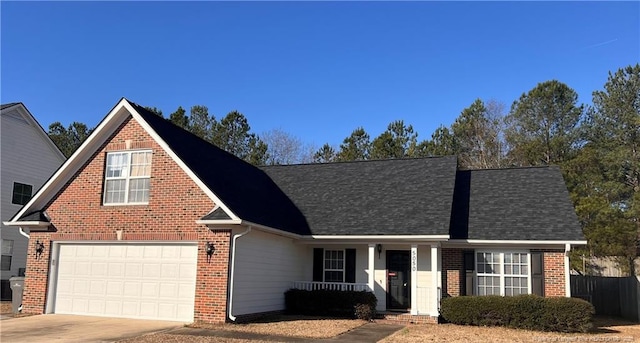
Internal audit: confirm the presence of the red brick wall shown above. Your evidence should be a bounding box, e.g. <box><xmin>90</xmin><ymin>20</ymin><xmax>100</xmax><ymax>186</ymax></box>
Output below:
<box><xmin>441</xmin><ymin>248</ymin><xmax>463</xmax><ymax>297</ymax></box>
<box><xmin>22</xmin><ymin>117</ymin><xmax>231</xmax><ymax>323</ymax></box>
<box><xmin>540</xmin><ymin>250</ymin><xmax>566</xmax><ymax>297</ymax></box>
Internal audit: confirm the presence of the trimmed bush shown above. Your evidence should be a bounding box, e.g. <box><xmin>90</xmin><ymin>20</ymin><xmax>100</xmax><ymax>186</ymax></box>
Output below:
<box><xmin>284</xmin><ymin>289</ymin><xmax>377</xmax><ymax>319</ymax></box>
<box><xmin>440</xmin><ymin>295</ymin><xmax>594</xmax><ymax>333</ymax></box>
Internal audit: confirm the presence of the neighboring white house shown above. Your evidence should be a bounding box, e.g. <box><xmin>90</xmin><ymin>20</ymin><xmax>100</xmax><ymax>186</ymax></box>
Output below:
<box><xmin>0</xmin><ymin>103</ymin><xmax>65</xmax><ymax>299</ymax></box>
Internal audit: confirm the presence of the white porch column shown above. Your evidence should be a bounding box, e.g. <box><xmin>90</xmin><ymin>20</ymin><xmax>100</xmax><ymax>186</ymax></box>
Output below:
<box><xmin>411</xmin><ymin>244</ymin><xmax>418</xmax><ymax>315</ymax></box>
<box><xmin>431</xmin><ymin>244</ymin><xmax>439</xmax><ymax>316</ymax></box>
<box><xmin>368</xmin><ymin>244</ymin><xmax>375</xmax><ymax>292</ymax></box>
<box><xmin>565</xmin><ymin>243</ymin><xmax>571</xmax><ymax>297</ymax></box>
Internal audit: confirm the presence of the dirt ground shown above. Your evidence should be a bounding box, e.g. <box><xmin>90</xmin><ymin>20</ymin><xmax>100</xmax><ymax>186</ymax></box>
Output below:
<box><xmin>119</xmin><ymin>316</ymin><xmax>640</xmax><ymax>343</ymax></box>
<box><xmin>380</xmin><ymin>317</ymin><xmax>640</xmax><ymax>343</ymax></box>
<box><xmin>190</xmin><ymin>315</ymin><xmax>366</xmax><ymax>338</ymax></box>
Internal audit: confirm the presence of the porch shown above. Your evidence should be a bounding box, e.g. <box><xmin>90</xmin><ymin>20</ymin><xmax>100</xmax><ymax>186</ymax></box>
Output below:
<box><xmin>292</xmin><ymin>243</ymin><xmax>443</xmax><ymax>316</ymax></box>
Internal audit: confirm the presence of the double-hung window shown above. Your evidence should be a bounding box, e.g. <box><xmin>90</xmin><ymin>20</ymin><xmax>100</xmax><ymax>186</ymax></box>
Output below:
<box><xmin>104</xmin><ymin>150</ymin><xmax>152</xmax><ymax>205</ymax></box>
<box><xmin>476</xmin><ymin>251</ymin><xmax>530</xmax><ymax>296</ymax></box>
<box><xmin>1</xmin><ymin>240</ymin><xmax>14</xmax><ymax>271</ymax></box>
<box><xmin>324</xmin><ymin>250</ymin><xmax>345</xmax><ymax>282</ymax></box>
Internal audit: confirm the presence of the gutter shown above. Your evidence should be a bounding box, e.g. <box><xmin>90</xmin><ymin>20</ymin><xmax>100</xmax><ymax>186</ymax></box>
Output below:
<box><xmin>228</xmin><ymin>226</ymin><xmax>252</xmax><ymax>322</ymax></box>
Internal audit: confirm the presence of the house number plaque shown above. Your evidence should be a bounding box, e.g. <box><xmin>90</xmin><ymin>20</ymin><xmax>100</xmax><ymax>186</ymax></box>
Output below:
<box><xmin>411</xmin><ymin>250</ymin><xmax>417</xmax><ymax>271</ymax></box>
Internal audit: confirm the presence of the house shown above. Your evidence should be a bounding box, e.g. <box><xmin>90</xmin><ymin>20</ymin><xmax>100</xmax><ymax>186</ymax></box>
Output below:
<box><xmin>0</xmin><ymin>103</ymin><xmax>66</xmax><ymax>300</ymax></box>
<box><xmin>4</xmin><ymin>98</ymin><xmax>586</xmax><ymax>323</ymax></box>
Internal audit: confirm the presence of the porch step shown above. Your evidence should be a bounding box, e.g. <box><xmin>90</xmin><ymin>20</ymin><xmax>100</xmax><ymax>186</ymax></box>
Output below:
<box><xmin>378</xmin><ymin>311</ymin><xmax>438</xmax><ymax>324</ymax></box>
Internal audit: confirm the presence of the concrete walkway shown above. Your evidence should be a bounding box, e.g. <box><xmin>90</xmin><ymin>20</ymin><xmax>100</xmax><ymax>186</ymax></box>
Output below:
<box><xmin>168</xmin><ymin>322</ymin><xmax>404</xmax><ymax>342</ymax></box>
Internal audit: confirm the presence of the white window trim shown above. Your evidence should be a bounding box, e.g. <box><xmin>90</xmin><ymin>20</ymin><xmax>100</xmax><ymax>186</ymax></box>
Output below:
<box><xmin>475</xmin><ymin>250</ymin><xmax>532</xmax><ymax>296</ymax></box>
<box><xmin>323</xmin><ymin>249</ymin><xmax>345</xmax><ymax>283</ymax></box>
<box><xmin>103</xmin><ymin>150</ymin><xmax>152</xmax><ymax>206</ymax></box>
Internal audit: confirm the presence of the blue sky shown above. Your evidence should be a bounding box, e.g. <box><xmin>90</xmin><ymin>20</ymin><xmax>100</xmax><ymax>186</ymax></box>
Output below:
<box><xmin>2</xmin><ymin>2</ymin><xmax>638</xmax><ymax>148</ymax></box>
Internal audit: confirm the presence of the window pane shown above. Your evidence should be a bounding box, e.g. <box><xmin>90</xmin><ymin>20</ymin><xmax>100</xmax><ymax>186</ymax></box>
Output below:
<box><xmin>128</xmin><ymin>178</ymin><xmax>150</xmax><ymax>203</ymax></box>
<box><xmin>324</xmin><ymin>271</ymin><xmax>343</xmax><ymax>282</ymax></box>
<box><xmin>1</xmin><ymin>240</ymin><xmax>14</xmax><ymax>255</ymax></box>
<box><xmin>12</xmin><ymin>182</ymin><xmax>33</xmax><ymax>205</ymax></box>
<box><xmin>106</xmin><ymin>153</ymin><xmax>128</xmax><ymax>178</ymax></box>
<box><xmin>130</xmin><ymin>152</ymin><xmax>152</xmax><ymax>177</ymax></box>
<box><xmin>504</xmin><ymin>253</ymin><xmax>512</xmax><ymax>263</ymax></box>
<box><xmin>1</xmin><ymin>255</ymin><xmax>12</xmax><ymax>271</ymax></box>
<box><xmin>105</xmin><ymin>180</ymin><xmax>126</xmax><ymax>204</ymax></box>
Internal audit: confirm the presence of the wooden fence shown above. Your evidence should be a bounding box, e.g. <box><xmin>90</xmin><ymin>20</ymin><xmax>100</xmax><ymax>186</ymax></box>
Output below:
<box><xmin>570</xmin><ymin>275</ymin><xmax>640</xmax><ymax>322</ymax></box>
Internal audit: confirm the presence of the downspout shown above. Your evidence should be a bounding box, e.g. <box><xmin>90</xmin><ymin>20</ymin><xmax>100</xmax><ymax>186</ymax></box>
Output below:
<box><xmin>19</xmin><ymin>227</ymin><xmax>30</xmax><ymax>239</ymax></box>
<box><xmin>228</xmin><ymin>225</ymin><xmax>251</xmax><ymax>322</ymax></box>
<box><xmin>564</xmin><ymin>243</ymin><xmax>571</xmax><ymax>297</ymax></box>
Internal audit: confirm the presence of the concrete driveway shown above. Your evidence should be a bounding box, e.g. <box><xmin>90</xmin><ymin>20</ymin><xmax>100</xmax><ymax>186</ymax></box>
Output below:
<box><xmin>0</xmin><ymin>314</ymin><xmax>183</xmax><ymax>343</ymax></box>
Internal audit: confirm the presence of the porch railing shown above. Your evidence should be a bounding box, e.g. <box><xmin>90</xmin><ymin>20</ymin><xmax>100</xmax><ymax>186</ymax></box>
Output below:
<box><xmin>292</xmin><ymin>281</ymin><xmax>370</xmax><ymax>292</ymax></box>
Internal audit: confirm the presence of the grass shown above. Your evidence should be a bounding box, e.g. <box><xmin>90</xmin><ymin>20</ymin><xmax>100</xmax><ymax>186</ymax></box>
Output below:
<box><xmin>189</xmin><ymin>315</ymin><xmax>367</xmax><ymax>339</ymax></box>
<box><xmin>380</xmin><ymin>316</ymin><xmax>640</xmax><ymax>343</ymax></box>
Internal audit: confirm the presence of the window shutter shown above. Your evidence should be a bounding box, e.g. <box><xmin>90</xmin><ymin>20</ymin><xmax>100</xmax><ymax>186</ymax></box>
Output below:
<box><xmin>463</xmin><ymin>250</ymin><xmax>474</xmax><ymax>271</ymax></box>
<box><xmin>345</xmin><ymin>249</ymin><xmax>356</xmax><ymax>283</ymax></box>
<box><xmin>463</xmin><ymin>250</ymin><xmax>475</xmax><ymax>295</ymax></box>
<box><xmin>313</xmin><ymin>248</ymin><xmax>324</xmax><ymax>282</ymax></box>
<box><xmin>531</xmin><ymin>252</ymin><xmax>544</xmax><ymax>296</ymax></box>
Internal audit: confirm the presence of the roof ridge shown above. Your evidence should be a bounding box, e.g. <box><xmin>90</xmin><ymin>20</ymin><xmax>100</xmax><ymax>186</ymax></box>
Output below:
<box><xmin>459</xmin><ymin>165</ymin><xmax>557</xmax><ymax>172</ymax></box>
<box><xmin>261</xmin><ymin>155</ymin><xmax>457</xmax><ymax>168</ymax></box>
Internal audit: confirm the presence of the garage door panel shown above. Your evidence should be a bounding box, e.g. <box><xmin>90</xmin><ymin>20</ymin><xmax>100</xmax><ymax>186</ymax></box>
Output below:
<box><xmin>89</xmin><ymin>280</ymin><xmax>106</xmax><ymax>295</ymax></box>
<box><xmin>54</xmin><ymin>243</ymin><xmax>197</xmax><ymax>322</ymax></box>
<box><xmin>161</xmin><ymin>264</ymin><xmax>179</xmax><ymax>278</ymax></box>
<box><xmin>180</xmin><ymin>246</ymin><xmax>197</xmax><ymax>258</ymax></box>
<box><xmin>142</xmin><ymin>263</ymin><xmax>161</xmax><ymax>277</ymax></box>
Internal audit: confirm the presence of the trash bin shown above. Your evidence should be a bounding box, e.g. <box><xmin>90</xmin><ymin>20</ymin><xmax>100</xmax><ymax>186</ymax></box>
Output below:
<box><xmin>9</xmin><ymin>276</ymin><xmax>25</xmax><ymax>314</ymax></box>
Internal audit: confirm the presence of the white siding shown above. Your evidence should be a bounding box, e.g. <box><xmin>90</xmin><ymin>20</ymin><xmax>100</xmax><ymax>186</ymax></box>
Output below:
<box><xmin>1</xmin><ymin>106</ymin><xmax>65</xmax><ymax>281</ymax></box>
<box><xmin>232</xmin><ymin>229</ymin><xmax>307</xmax><ymax>316</ymax></box>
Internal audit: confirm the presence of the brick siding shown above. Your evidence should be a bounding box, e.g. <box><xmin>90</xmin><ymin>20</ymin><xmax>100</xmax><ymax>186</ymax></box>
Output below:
<box><xmin>22</xmin><ymin>117</ymin><xmax>231</xmax><ymax>323</ymax></box>
<box><xmin>535</xmin><ymin>249</ymin><xmax>566</xmax><ymax>297</ymax></box>
<box><xmin>441</xmin><ymin>248</ymin><xmax>463</xmax><ymax>297</ymax></box>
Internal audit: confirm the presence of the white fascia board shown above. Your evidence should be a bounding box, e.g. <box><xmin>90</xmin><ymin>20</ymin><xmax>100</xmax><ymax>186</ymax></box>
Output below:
<box><xmin>196</xmin><ymin>219</ymin><xmax>243</xmax><ymax>225</ymax></box>
<box><xmin>2</xmin><ymin>221</ymin><xmax>50</xmax><ymax>227</ymax></box>
<box><xmin>10</xmin><ymin>99</ymin><xmax>132</xmax><ymax>222</ymax></box>
<box><xmin>126</xmin><ymin>102</ymin><xmax>240</xmax><ymax>222</ymax></box>
<box><xmin>307</xmin><ymin>235</ymin><xmax>450</xmax><ymax>241</ymax></box>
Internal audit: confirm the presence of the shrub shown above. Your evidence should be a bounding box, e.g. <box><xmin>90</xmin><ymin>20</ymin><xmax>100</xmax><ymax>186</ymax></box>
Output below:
<box><xmin>284</xmin><ymin>289</ymin><xmax>377</xmax><ymax>319</ymax></box>
<box><xmin>440</xmin><ymin>295</ymin><xmax>594</xmax><ymax>333</ymax></box>
<box><xmin>354</xmin><ymin>303</ymin><xmax>376</xmax><ymax>321</ymax></box>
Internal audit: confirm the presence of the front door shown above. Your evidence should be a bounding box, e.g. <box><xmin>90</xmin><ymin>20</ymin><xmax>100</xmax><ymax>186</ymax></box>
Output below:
<box><xmin>386</xmin><ymin>250</ymin><xmax>410</xmax><ymax>310</ymax></box>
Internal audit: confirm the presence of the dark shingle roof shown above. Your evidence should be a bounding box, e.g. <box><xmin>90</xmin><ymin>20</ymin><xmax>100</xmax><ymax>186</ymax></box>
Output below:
<box><xmin>450</xmin><ymin>167</ymin><xmax>584</xmax><ymax>241</ymax></box>
<box><xmin>130</xmin><ymin>100</ymin><xmax>582</xmax><ymax>240</ymax></box>
<box><xmin>0</xmin><ymin>103</ymin><xmax>20</xmax><ymax>110</ymax></box>
<box><xmin>260</xmin><ymin>156</ymin><xmax>458</xmax><ymax>235</ymax></box>
<box><xmin>129</xmin><ymin>101</ymin><xmax>311</xmax><ymax>235</ymax></box>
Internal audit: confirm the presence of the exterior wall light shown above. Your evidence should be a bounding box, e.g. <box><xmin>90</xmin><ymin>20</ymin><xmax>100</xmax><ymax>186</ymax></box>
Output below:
<box><xmin>35</xmin><ymin>240</ymin><xmax>45</xmax><ymax>260</ymax></box>
<box><xmin>376</xmin><ymin>244</ymin><xmax>383</xmax><ymax>259</ymax></box>
<box><xmin>205</xmin><ymin>241</ymin><xmax>215</xmax><ymax>263</ymax></box>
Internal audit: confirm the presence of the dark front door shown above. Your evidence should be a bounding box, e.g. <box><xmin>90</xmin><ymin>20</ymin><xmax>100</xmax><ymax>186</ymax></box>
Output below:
<box><xmin>387</xmin><ymin>250</ymin><xmax>410</xmax><ymax>310</ymax></box>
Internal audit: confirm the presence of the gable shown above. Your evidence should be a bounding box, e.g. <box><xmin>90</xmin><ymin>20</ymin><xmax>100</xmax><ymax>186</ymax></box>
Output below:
<box><xmin>42</xmin><ymin>116</ymin><xmax>215</xmax><ymax>233</ymax></box>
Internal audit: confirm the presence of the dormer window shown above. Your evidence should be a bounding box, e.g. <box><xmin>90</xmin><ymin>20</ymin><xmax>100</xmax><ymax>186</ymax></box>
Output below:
<box><xmin>103</xmin><ymin>150</ymin><xmax>152</xmax><ymax>205</ymax></box>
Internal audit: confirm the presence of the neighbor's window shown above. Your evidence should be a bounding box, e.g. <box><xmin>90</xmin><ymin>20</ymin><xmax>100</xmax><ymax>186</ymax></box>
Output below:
<box><xmin>324</xmin><ymin>250</ymin><xmax>344</xmax><ymax>282</ymax></box>
<box><xmin>103</xmin><ymin>150</ymin><xmax>152</xmax><ymax>204</ymax></box>
<box><xmin>12</xmin><ymin>182</ymin><xmax>32</xmax><ymax>205</ymax></box>
<box><xmin>1</xmin><ymin>240</ymin><xmax>14</xmax><ymax>271</ymax></box>
<box><xmin>476</xmin><ymin>251</ymin><xmax>530</xmax><ymax>296</ymax></box>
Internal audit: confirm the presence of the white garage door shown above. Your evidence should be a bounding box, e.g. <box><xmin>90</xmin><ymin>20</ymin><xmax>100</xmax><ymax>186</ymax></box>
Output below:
<box><xmin>53</xmin><ymin>243</ymin><xmax>198</xmax><ymax>322</ymax></box>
